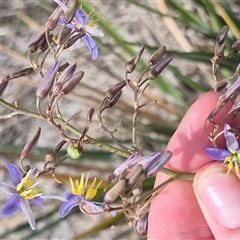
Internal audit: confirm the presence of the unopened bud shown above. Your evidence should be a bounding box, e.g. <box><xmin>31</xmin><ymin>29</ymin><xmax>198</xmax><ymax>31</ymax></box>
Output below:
<box><xmin>213</xmin><ymin>43</ymin><xmax>225</xmax><ymax>62</ymax></box>
<box><xmin>60</xmin><ymin>71</ymin><xmax>84</xmax><ymax>95</ymax></box>
<box><xmin>104</xmin><ymin>179</ymin><xmax>126</xmax><ymax>204</ymax></box>
<box><xmin>0</xmin><ymin>80</ymin><xmax>9</xmax><ymax>96</ymax></box>
<box><xmin>232</xmin><ymin>39</ymin><xmax>240</xmax><ymax>53</ymax></box>
<box><xmin>144</xmin><ymin>151</ymin><xmax>172</xmax><ymax>177</ymax></box>
<box><xmin>87</xmin><ymin>108</ymin><xmax>95</xmax><ymax>122</ymax></box>
<box><xmin>3</xmin><ymin>68</ymin><xmax>34</xmax><ymax>82</ymax></box>
<box><xmin>124</xmin><ymin>164</ymin><xmax>143</xmax><ymax>187</ymax></box>
<box><xmin>148</xmin><ymin>45</ymin><xmax>166</xmax><ymax>66</ymax></box>
<box><xmin>147</xmin><ymin>56</ymin><xmax>173</xmax><ymax>79</ymax></box>
<box><xmin>104</xmin><ymin>90</ymin><xmax>122</xmax><ymax>108</ymax></box>
<box><xmin>64</xmin><ymin>32</ymin><xmax>86</xmax><ymax>49</ymax></box>
<box><xmin>46</xmin><ymin>6</ymin><xmax>63</xmax><ymax>30</ymax></box>
<box><xmin>134</xmin><ymin>212</ymin><xmax>148</xmax><ymax>236</ymax></box>
<box><xmin>20</xmin><ymin>127</ymin><xmax>41</xmax><ymax>160</ymax></box>
<box><xmin>64</xmin><ymin>0</ymin><xmax>78</xmax><ymax>24</ymax></box>
<box><xmin>53</xmin><ymin>62</ymin><xmax>77</xmax><ymax>94</ymax></box>
<box><xmin>28</xmin><ymin>32</ymin><xmax>46</xmax><ymax>53</ymax></box>
<box><xmin>216</xmin><ymin>25</ymin><xmax>229</xmax><ymax>45</ymax></box>
<box><xmin>124</xmin><ymin>45</ymin><xmax>145</xmax><ymax>73</ymax></box>
<box><xmin>105</xmin><ymin>80</ymin><xmax>129</xmax><ymax>98</ymax></box>
<box><xmin>59</xmin><ymin>26</ymin><xmax>72</xmax><ymax>44</ymax></box>
<box><xmin>67</xmin><ymin>142</ymin><xmax>82</xmax><ymax>160</ymax></box>
<box><xmin>36</xmin><ymin>60</ymin><xmax>61</xmax><ymax>99</ymax></box>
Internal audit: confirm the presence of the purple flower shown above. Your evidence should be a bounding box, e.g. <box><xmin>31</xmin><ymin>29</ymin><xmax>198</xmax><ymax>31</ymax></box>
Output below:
<box><xmin>59</xmin><ymin>174</ymin><xmax>115</xmax><ymax>220</ymax></box>
<box><xmin>205</xmin><ymin>124</ymin><xmax>240</xmax><ymax>174</ymax></box>
<box><xmin>0</xmin><ymin>164</ymin><xmax>45</xmax><ymax>230</ymax></box>
<box><xmin>54</xmin><ymin>0</ymin><xmax>104</xmax><ymax>60</ymax></box>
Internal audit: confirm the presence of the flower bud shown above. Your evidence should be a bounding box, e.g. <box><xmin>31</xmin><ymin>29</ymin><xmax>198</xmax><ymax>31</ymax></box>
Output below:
<box><xmin>105</xmin><ymin>80</ymin><xmax>129</xmax><ymax>98</ymax></box>
<box><xmin>59</xmin><ymin>26</ymin><xmax>72</xmax><ymax>44</ymax></box>
<box><xmin>148</xmin><ymin>45</ymin><xmax>166</xmax><ymax>66</ymax></box>
<box><xmin>104</xmin><ymin>179</ymin><xmax>126</xmax><ymax>204</ymax></box>
<box><xmin>216</xmin><ymin>81</ymin><xmax>228</xmax><ymax>92</ymax></box>
<box><xmin>46</xmin><ymin>6</ymin><xmax>63</xmax><ymax>30</ymax></box>
<box><xmin>53</xmin><ymin>62</ymin><xmax>77</xmax><ymax>94</ymax></box>
<box><xmin>108</xmin><ymin>152</ymin><xmax>141</xmax><ymax>183</ymax></box>
<box><xmin>28</xmin><ymin>32</ymin><xmax>46</xmax><ymax>53</ymax></box>
<box><xmin>124</xmin><ymin>45</ymin><xmax>145</xmax><ymax>73</ymax></box>
<box><xmin>104</xmin><ymin>90</ymin><xmax>122</xmax><ymax>108</ymax></box>
<box><xmin>58</xmin><ymin>62</ymin><xmax>70</xmax><ymax>73</ymax></box>
<box><xmin>67</xmin><ymin>142</ymin><xmax>82</xmax><ymax>160</ymax></box>
<box><xmin>147</xmin><ymin>56</ymin><xmax>173</xmax><ymax>79</ymax></box>
<box><xmin>20</xmin><ymin>127</ymin><xmax>41</xmax><ymax>160</ymax></box>
<box><xmin>64</xmin><ymin>0</ymin><xmax>78</xmax><ymax>24</ymax></box>
<box><xmin>144</xmin><ymin>151</ymin><xmax>172</xmax><ymax>177</ymax></box>
<box><xmin>212</xmin><ymin>43</ymin><xmax>225</xmax><ymax>62</ymax></box>
<box><xmin>216</xmin><ymin>25</ymin><xmax>229</xmax><ymax>45</ymax></box>
<box><xmin>4</xmin><ymin>68</ymin><xmax>34</xmax><ymax>81</ymax></box>
<box><xmin>63</xmin><ymin>32</ymin><xmax>86</xmax><ymax>49</ymax></box>
<box><xmin>87</xmin><ymin>108</ymin><xmax>95</xmax><ymax>122</ymax></box>
<box><xmin>232</xmin><ymin>39</ymin><xmax>240</xmax><ymax>53</ymax></box>
<box><xmin>36</xmin><ymin>60</ymin><xmax>61</xmax><ymax>99</ymax></box>
<box><xmin>134</xmin><ymin>212</ymin><xmax>148</xmax><ymax>236</ymax></box>
<box><xmin>60</xmin><ymin>71</ymin><xmax>84</xmax><ymax>95</ymax></box>
<box><xmin>124</xmin><ymin>164</ymin><xmax>143</xmax><ymax>187</ymax></box>
<box><xmin>0</xmin><ymin>80</ymin><xmax>9</xmax><ymax>96</ymax></box>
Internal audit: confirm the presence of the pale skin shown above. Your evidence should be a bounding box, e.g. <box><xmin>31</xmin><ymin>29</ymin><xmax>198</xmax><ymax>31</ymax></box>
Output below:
<box><xmin>148</xmin><ymin>92</ymin><xmax>240</xmax><ymax>239</ymax></box>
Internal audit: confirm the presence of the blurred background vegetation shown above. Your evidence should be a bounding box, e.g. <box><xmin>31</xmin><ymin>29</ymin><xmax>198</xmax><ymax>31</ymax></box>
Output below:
<box><xmin>0</xmin><ymin>0</ymin><xmax>239</xmax><ymax>239</ymax></box>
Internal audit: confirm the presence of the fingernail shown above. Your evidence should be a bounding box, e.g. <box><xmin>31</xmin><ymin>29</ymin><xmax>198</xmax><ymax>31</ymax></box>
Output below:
<box><xmin>196</xmin><ymin>166</ymin><xmax>240</xmax><ymax>229</ymax></box>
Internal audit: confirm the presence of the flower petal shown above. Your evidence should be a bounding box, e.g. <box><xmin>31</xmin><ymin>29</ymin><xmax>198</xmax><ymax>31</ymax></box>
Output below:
<box><xmin>69</xmin><ymin>39</ymin><xmax>81</xmax><ymax>50</ymax></box>
<box><xmin>75</xmin><ymin>9</ymin><xmax>88</xmax><ymax>26</ymax></box>
<box><xmin>0</xmin><ymin>182</ymin><xmax>17</xmax><ymax>194</ymax></box>
<box><xmin>81</xmin><ymin>201</ymin><xmax>102</xmax><ymax>220</ymax></box>
<box><xmin>1</xmin><ymin>194</ymin><xmax>21</xmax><ymax>217</ymax></box>
<box><xmin>21</xmin><ymin>198</ymin><xmax>35</xmax><ymax>230</ymax></box>
<box><xmin>59</xmin><ymin>200</ymin><xmax>79</xmax><ymax>218</ymax></box>
<box><xmin>5</xmin><ymin>164</ymin><xmax>22</xmax><ymax>187</ymax></box>
<box><xmin>82</xmin><ymin>35</ymin><xmax>98</xmax><ymax>60</ymax></box>
<box><xmin>29</xmin><ymin>196</ymin><xmax>44</xmax><ymax>208</ymax></box>
<box><xmin>224</xmin><ymin>124</ymin><xmax>239</xmax><ymax>151</ymax></box>
<box><xmin>85</xmin><ymin>26</ymin><xmax>104</xmax><ymax>37</ymax></box>
<box><xmin>205</xmin><ymin>148</ymin><xmax>230</xmax><ymax>160</ymax></box>
<box><xmin>54</xmin><ymin>0</ymin><xmax>68</xmax><ymax>12</ymax></box>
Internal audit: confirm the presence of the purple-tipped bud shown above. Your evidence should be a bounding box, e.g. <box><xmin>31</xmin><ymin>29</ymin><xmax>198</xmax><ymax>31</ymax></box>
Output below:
<box><xmin>104</xmin><ymin>90</ymin><xmax>122</xmax><ymax>108</ymax></box>
<box><xmin>60</xmin><ymin>71</ymin><xmax>84</xmax><ymax>95</ymax></box>
<box><xmin>124</xmin><ymin>45</ymin><xmax>145</xmax><ymax>73</ymax></box>
<box><xmin>46</xmin><ymin>6</ymin><xmax>63</xmax><ymax>30</ymax></box>
<box><xmin>104</xmin><ymin>179</ymin><xmax>126</xmax><ymax>204</ymax></box>
<box><xmin>232</xmin><ymin>39</ymin><xmax>240</xmax><ymax>53</ymax></box>
<box><xmin>0</xmin><ymin>80</ymin><xmax>9</xmax><ymax>96</ymax></box>
<box><xmin>105</xmin><ymin>80</ymin><xmax>129</xmax><ymax>98</ymax></box>
<box><xmin>144</xmin><ymin>151</ymin><xmax>172</xmax><ymax>177</ymax></box>
<box><xmin>53</xmin><ymin>62</ymin><xmax>77</xmax><ymax>94</ymax></box>
<box><xmin>124</xmin><ymin>164</ymin><xmax>143</xmax><ymax>187</ymax></box>
<box><xmin>20</xmin><ymin>127</ymin><xmax>41</xmax><ymax>160</ymax></box>
<box><xmin>108</xmin><ymin>152</ymin><xmax>141</xmax><ymax>183</ymax></box>
<box><xmin>134</xmin><ymin>212</ymin><xmax>148</xmax><ymax>236</ymax></box>
<box><xmin>36</xmin><ymin>60</ymin><xmax>61</xmax><ymax>99</ymax></box>
<box><xmin>219</xmin><ymin>76</ymin><xmax>240</xmax><ymax>103</ymax></box>
<box><xmin>28</xmin><ymin>32</ymin><xmax>46</xmax><ymax>53</ymax></box>
<box><xmin>216</xmin><ymin>25</ymin><xmax>229</xmax><ymax>45</ymax></box>
<box><xmin>148</xmin><ymin>45</ymin><xmax>166</xmax><ymax>66</ymax></box>
<box><xmin>147</xmin><ymin>56</ymin><xmax>173</xmax><ymax>79</ymax></box>
<box><xmin>58</xmin><ymin>62</ymin><xmax>70</xmax><ymax>73</ymax></box>
<box><xmin>64</xmin><ymin>32</ymin><xmax>86</xmax><ymax>49</ymax></box>
<box><xmin>64</xmin><ymin>0</ymin><xmax>78</xmax><ymax>24</ymax></box>
<box><xmin>87</xmin><ymin>108</ymin><xmax>95</xmax><ymax>122</ymax></box>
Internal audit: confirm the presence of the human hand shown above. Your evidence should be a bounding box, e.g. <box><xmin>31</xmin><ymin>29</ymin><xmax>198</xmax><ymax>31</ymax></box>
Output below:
<box><xmin>148</xmin><ymin>92</ymin><xmax>240</xmax><ymax>239</ymax></box>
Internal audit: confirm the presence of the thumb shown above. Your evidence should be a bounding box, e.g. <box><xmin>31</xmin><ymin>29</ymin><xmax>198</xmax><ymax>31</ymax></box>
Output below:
<box><xmin>193</xmin><ymin>162</ymin><xmax>240</xmax><ymax>239</ymax></box>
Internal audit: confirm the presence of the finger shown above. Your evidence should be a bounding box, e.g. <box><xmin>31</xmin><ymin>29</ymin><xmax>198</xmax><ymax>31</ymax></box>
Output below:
<box><xmin>166</xmin><ymin>91</ymin><xmax>233</xmax><ymax>172</ymax></box>
<box><xmin>148</xmin><ymin>172</ymin><xmax>214</xmax><ymax>239</ymax></box>
<box><xmin>193</xmin><ymin>162</ymin><xmax>240</xmax><ymax>239</ymax></box>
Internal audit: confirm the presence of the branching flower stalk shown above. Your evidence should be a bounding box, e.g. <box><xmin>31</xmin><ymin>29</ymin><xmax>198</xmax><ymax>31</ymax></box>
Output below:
<box><xmin>1</xmin><ymin>0</ymin><xmax>239</xmax><ymax>237</ymax></box>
